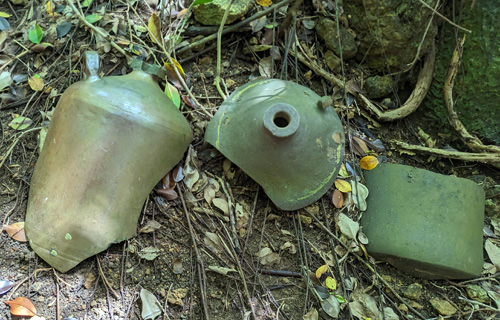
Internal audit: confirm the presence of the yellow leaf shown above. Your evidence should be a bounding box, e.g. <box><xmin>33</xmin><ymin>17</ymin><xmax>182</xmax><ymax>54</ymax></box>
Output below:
<box><xmin>28</xmin><ymin>74</ymin><xmax>44</xmax><ymax>91</ymax></box>
<box><xmin>334</xmin><ymin>179</ymin><xmax>351</xmax><ymax>193</ymax></box>
<box><xmin>0</xmin><ymin>11</ymin><xmax>12</xmax><ymax>18</ymax></box>
<box><xmin>338</xmin><ymin>163</ymin><xmax>349</xmax><ymax>178</ymax></box>
<box><xmin>325</xmin><ymin>276</ymin><xmax>337</xmax><ymax>291</ymax></box>
<box><xmin>256</xmin><ymin>0</ymin><xmax>272</xmax><ymax>7</ymax></box>
<box><xmin>315</xmin><ymin>264</ymin><xmax>328</xmax><ymax>280</ymax></box>
<box><xmin>148</xmin><ymin>12</ymin><xmax>162</xmax><ymax>46</ymax></box>
<box><xmin>46</xmin><ymin>1</ymin><xmax>56</xmax><ymax>16</ymax></box>
<box><xmin>164</xmin><ymin>58</ymin><xmax>185</xmax><ymax>78</ymax></box>
<box><xmin>360</xmin><ymin>155</ymin><xmax>379</xmax><ymax>170</ymax></box>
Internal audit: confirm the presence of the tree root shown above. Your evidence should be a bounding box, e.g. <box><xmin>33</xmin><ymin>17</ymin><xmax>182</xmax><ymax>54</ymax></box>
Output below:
<box><xmin>444</xmin><ymin>35</ymin><xmax>500</xmax><ymax>154</ymax></box>
<box><xmin>292</xmin><ymin>43</ymin><xmax>436</xmax><ymax>122</ymax></box>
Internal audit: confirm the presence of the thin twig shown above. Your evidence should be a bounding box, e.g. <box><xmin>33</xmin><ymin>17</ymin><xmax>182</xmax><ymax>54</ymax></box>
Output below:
<box><xmin>66</xmin><ymin>0</ymin><xmax>131</xmax><ymax>62</ymax></box>
<box><xmin>405</xmin><ymin>0</ymin><xmax>439</xmax><ymax>70</ymax></box>
<box><xmin>416</xmin><ymin>0</ymin><xmax>471</xmax><ymax>33</ymax></box>
<box><xmin>96</xmin><ymin>256</ymin><xmax>121</xmax><ymax>299</ymax></box>
<box><xmin>177</xmin><ymin>0</ymin><xmax>294</xmax><ymax>55</ymax></box>
<box><xmin>0</xmin><ymin>126</ymin><xmax>42</xmax><ymax>169</ymax></box>
<box><xmin>302</xmin><ymin>209</ymin><xmax>427</xmax><ymax>320</ymax></box>
<box><xmin>178</xmin><ymin>184</ymin><xmax>210</xmax><ymax>320</ymax></box>
<box><xmin>391</xmin><ymin>140</ymin><xmax>500</xmax><ymax>168</ymax></box>
<box><xmin>215</xmin><ymin>0</ymin><xmax>234</xmax><ymax>99</ymax></box>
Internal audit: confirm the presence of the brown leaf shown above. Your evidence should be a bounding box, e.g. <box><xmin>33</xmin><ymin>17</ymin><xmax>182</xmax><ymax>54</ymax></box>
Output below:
<box><xmin>164</xmin><ymin>58</ymin><xmax>185</xmax><ymax>89</ymax></box>
<box><xmin>162</xmin><ymin>171</ymin><xmax>175</xmax><ymax>189</ymax></box>
<box><xmin>332</xmin><ymin>189</ymin><xmax>344</xmax><ymax>208</ymax></box>
<box><xmin>352</xmin><ymin>136</ymin><xmax>370</xmax><ymax>156</ymax></box>
<box><xmin>172</xmin><ymin>165</ymin><xmax>184</xmax><ymax>183</ymax></box>
<box><xmin>4</xmin><ymin>297</ymin><xmax>37</xmax><ymax>317</ymax></box>
<box><xmin>3</xmin><ymin>222</ymin><xmax>27</xmax><ymax>242</ymax></box>
<box><xmin>334</xmin><ymin>179</ymin><xmax>351</xmax><ymax>193</ymax></box>
<box><xmin>147</xmin><ymin>12</ymin><xmax>162</xmax><ymax>46</ymax></box>
<box><xmin>360</xmin><ymin>155</ymin><xmax>379</xmax><ymax>170</ymax></box>
<box><xmin>181</xmin><ymin>95</ymin><xmax>198</xmax><ymax>109</ymax></box>
<box><xmin>156</xmin><ymin>188</ymin><xmax>178</xmax><ymax>200</ymax></box>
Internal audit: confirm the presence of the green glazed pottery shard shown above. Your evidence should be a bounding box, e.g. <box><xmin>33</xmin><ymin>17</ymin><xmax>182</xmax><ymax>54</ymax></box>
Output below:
<box><xmin>205</xmin><ymin>79</ymin><xmax>345</xmax><ymax>210</ymax></box>
<box><xmin>25</xmin><ymin>52</ymin><xmax>192</xmax><ymax>272</ymax></box>
<box><xmin>361</xmin><ymin>163</ymin><xmax>485</xmax><ymax>279</ymax></box>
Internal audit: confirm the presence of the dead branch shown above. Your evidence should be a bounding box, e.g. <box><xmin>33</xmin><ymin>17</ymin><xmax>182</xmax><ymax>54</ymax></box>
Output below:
<box><xmin>391</xmin><ymin>140</ymin><xmax>500</xmax><ymax>168</ymax></box>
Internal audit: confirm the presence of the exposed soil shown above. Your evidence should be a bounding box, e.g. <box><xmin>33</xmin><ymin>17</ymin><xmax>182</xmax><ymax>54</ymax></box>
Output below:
<box><xmin>1</xmin><ymin>1</ymin><xmax>499</xmax><ymax>320</ymax></box>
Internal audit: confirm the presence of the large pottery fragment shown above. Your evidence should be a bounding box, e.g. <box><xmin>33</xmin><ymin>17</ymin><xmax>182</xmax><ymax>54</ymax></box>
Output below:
<box><xmin>25</xmin><ymin>52</ymin><xmax>192</xmax><ymax>272</ymax></box>
<box><xmin>361</xmin><ymin>163</ymin><xmax>484</xmax><ymax>279</ymax></box>
<box><xmin>205</xmin><ymin>79</ymin><xmax>345</xmax><ymax>210</ymax></box>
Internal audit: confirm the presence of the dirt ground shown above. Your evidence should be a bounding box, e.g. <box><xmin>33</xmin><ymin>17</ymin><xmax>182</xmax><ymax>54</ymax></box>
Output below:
<box><xmin>1</xmin><ymin>1</ymin><xmax>500</xmax><ymax>320</ymax></box>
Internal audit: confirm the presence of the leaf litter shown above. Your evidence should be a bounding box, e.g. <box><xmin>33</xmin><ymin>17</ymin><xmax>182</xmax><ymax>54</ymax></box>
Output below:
<box><xmin>0</xmin><ymin>0</ymin><xmax>499</xmax><ymax>319</ymax></box>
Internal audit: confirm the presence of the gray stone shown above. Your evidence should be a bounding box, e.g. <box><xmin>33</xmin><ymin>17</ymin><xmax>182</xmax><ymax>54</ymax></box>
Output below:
<box><xmin>193</xmin><ymin>0</ymin><xmax>253</xmax><ymax>26</ymax></box>
<box><xmin>316</xmin><ymin>18</ymin><xmax>357</xmax><ymax>59</ymax></box>
<box><xmin>403</xmin><ymin>283</ymin><xmax>423</xmax><ymax>300</ymax></box>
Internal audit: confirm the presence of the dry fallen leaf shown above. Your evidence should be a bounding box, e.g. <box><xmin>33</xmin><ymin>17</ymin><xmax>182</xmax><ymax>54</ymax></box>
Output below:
<box><xmin>203</xmin><ymin>186</ymin><xmax>216</xmax><ymax>205</ymax></box>
<box><xmin>3</xmin><ymin>222</ymin><xmax>27</xmax><ymax>242</ymax></box>
<box><xmin>349</xmin><ymin>291</ymin><xmax>380</xmax><ymax>320</ymax></box>
<box><xmin>337</xmin><ymin>213</ymin><xmax>359</xmax><ymax>240</ymax></box>
<box><xmin>212</xmin><ymin>198</ymin><xmax>229</xmax><ymax>215</ymax></box>
<box><xmin>256</xmin><ymin>247</ymin><xmax>280</xmax><ymax>265</ymax></box>
<box><xmin>4</xmin><ymin>297</ymin><xmax>37</xmax><ymax>317</ymax></box>
<box><xmin>485</xmin><ymin>239</ymin><xmax>500</xmax><ymax>270</ymax></box>
<box><xmin>335</xmin><ymin>179</ymin><xmax>352</xmax><ymax>193</ymax></box>
<box><xmin>256</xmin><ymin>0</ymin><xmax>272</xmax><ymax>6</ymax></box>
<box><xmin>156</xmin><ymin>188</ymin><xmax>178</xmax><ymax>200</ymax></box>
<box><xmin>315</xmin><ymin>264</ymin><xmax>328</xmax><ymax>280</ymax></box>
<box><xmin>332</xmin><ymin>189</ymin><xmax>344</xmax><ymax>208</ymax></box>
<box><xmin>360</xmin><ymin>155</ymin><xmax>379</xmax><ymax>170</ymax></box>
<box><xmin>204</xmin><ymin>232</ymin><xmax>224</xmax><ymax>254</ymax></box>
<box><xmin>139</xmin><ymin>220</ymin><xmax>162</xmax><ymax>233</ymax></box>
<box><xmin>352</xmin><ymin>136</ymin><xmax>370</xmax><ymax>156</ymax></box>
<box><xmin>147</xmin><ymin>12</ymin><xmax>162</xmax><ymax>46</ymax></box>
<box><xmin>28</xmin><ymin>74</ymin><xmax>44</xmax><ymax>91</ymax></box>
<box><xmin>303</xmin><ymin>308</ymin><xmax>319</xmax><ymax>320</ymax></box>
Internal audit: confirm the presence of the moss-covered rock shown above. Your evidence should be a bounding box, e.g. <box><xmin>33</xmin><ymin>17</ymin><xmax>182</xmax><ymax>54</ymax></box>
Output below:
<box><xmin>193</xmin><ymin>0</ymin><xmax>253</xmax><ymax>26</ymax></box>
<box><xmin>364</xmin><ymin>75</ymin><xmax>394</xmax><ymax>98</ymax></box>
<box><xmin>343</xmin><ymin>0</ymin><xmax>438</xmax><ymax>72</ymax></box>
<box><xmin>425</xmin><ymin>0</ymin><xmax>500</xmax><ymax>144</ymax></box>
<box><xmin>316</xmin><ymin>18</ymin><xmax>358</xmax><ymax>59</ymax></box>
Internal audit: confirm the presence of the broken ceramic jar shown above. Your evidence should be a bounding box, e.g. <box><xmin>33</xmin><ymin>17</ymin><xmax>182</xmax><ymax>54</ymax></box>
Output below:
<box><xmin>25</xmin><ymin>52</ymin><xmax>192</xmax><ymax>272</ymax></box>
<box><xmin>205</xmin><ymin>79</ymin><xmax>345</xmax><ymax>210</ymax></box>
<box><xmin>361</xmin><ymin>163</ymin><xmax>484</xmax><ymax>279</ymax></box>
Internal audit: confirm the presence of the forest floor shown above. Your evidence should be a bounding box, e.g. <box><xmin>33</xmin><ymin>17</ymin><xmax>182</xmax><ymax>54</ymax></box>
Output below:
<box><xmin>0</xmin><ymin>0</ymin><xmax>499</xmax><ymax>320</ymax></box>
